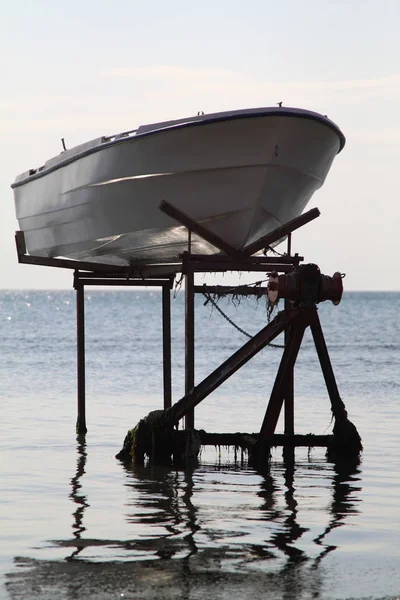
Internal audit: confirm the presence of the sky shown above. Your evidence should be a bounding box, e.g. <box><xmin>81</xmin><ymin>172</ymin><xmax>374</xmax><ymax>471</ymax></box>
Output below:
<box><xmin>1</xmin><ymin>0</ymin><xmax>399</xmax><ymax>290</ymax></box>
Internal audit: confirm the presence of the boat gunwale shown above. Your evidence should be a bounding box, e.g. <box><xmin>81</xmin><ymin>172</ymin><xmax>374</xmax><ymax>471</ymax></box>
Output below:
<box><xmin>11</xmin><ymin>108</ymin><xmax>345</xmax><ymax>189</ymax></box>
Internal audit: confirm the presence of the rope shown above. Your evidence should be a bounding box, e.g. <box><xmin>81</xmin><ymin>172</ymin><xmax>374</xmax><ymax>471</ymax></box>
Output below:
<box><xmin>263</xmin><ymin>245</ymin><xmax>286</xmax><ymax>257</ymax></box>
<box><xmin>202</xmin><ymin>290</ymin><xmax>285</xmax><ymax>349</ymax></box>
<box><xmin>173</xmin><ymin>272</ymin><xmax>184</xmax><ymax>298</ymax></box>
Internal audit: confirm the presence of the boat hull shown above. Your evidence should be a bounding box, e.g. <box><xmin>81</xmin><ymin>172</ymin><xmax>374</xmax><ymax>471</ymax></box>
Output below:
<box><xmin>12</xmin><ymin>109</ymin><xmax>344</xmax><ymax>266</ymax></box>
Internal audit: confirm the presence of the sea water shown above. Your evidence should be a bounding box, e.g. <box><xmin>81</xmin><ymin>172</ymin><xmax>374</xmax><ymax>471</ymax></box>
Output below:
<box><xmin>1</xmin><ymin>289</ymin><xmax>400</xmax><ymax>599</ymax></box>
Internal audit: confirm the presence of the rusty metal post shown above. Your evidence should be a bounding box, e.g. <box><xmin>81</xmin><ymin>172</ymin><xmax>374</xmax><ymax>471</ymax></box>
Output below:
<box><xmin>184</xmin><ymin>255</ymin><xmax>195</xmax><ymax>429</ymax></box>
<box><xmin>284</xmin><ymin>312</ymin><xmax>295</xmax><ymax>436</ymax></box>
<box><xmin>75</xmin><ymin>273</ymin><xmax>87</xmax><ymax>434</ymax></box>
<box><xmin>162</xmin><ymin>281</ymin><xmax>172</xmax><ymax>409</ymax></box>
<box><xmin>284</xmin><ymin>233</ymin><xmax>294</xmax><ymax>436</ymax></box>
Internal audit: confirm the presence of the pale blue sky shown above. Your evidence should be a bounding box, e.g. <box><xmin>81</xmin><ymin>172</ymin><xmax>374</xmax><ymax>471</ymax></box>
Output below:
<box><xmin>1</xmin><ymin>0</ymin><xmax>399</xmax><ymax>289</ymax></box>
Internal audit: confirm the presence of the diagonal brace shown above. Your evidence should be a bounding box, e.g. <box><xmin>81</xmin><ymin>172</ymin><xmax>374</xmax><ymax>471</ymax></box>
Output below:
<box><xmin>242</xmin><ymin>208</ymin><xmax>320</xmax><ymax>257</ymax></box>
<box><xmin>167</xmin><ymin>309</ymin><xmax>301</xmax><ymax>425</ymax></box>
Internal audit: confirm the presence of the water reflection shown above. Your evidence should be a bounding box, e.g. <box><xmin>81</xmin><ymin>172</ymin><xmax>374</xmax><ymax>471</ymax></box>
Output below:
<box><xmin>264</xmin><ymin>456</ymin><xmax>309</xmax><ymax>564</ymax></box>
<box><xmin>7</xmin><ymin>447</ymin><xmax>363</xmax><ymax>600</ymax></box>
<box><xmin>123</xmin><ymin>462</ymin><xmax>200</xmax><ymax>560</ymax></box>
<box><xmin>67</xmin><ymin>434</ymin><xmax>89</xmax><ymax>561</ymax></box>
<box><xmin>121</xmin><ymin>450</ymin><xmax>362</xmax><ymax>574</ymax></box>
<box><xmin>252</xmin><ymin>453</ymin><xmax>361</xmax><ymax>598</ymax></box>
<box><xmin>65</xmin><ymin>440</ymin><xmax>362</xmax><ymax>570</ymax></box>
<box><xmin>313</xmin><ymin>457</ymin><xmax>362</xmax><ymax>567</ymax></box>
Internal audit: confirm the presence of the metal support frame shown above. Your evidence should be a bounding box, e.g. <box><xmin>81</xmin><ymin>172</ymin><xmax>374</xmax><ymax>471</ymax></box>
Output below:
<box><xmin>72</xmin><ymin>270</ymin><xmax>174</xmax><ymax>432</ymax></box>
<box><xmin>178</xmin><ymin>250</ymin><xmax>303</xmax><ymax>430</ymax></box>
<box><xmin>158</xmin><ymin>205</ymin><xmax>318</xmax><ymax>434</ymax></box>
<box><xmin>257</xmin><ymin>306</ymin><xmax>353</xmax><ymax>447</ymax></box>
<box><xmin>165</xmin><ymin>304</ymin><xmax>358</xmax><ymax>459</ymax></box>
<box><xmin>16</xmin><ymin>204</ymin><xmax>353</xmax><ymax>454</ymax></box>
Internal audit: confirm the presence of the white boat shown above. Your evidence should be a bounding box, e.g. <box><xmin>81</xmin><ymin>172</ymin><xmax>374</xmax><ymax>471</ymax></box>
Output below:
<box><xmin>12</xmin><ymin>106</ymin><xmax>345</xmax><ymax>266</ymax></box>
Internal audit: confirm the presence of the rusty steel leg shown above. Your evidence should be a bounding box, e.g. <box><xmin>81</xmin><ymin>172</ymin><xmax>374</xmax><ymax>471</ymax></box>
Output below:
<box><xmin>283</xmin><ymin>233</ymin><xmax>294</xmax><ymax>437</ymax></box>
<box><xmin>284</xmin><ymin>297</ymin><xmax>295</xmax><ymax>436</ymax></box>
<box><xmin>309</xmin><ymin>308</ymin><xmax>347</xmax><ymax>419</ymax></box>
<box><xmin>283</xmin><ymin>237</ymin><xmax>294</xmax><ymax>457</ymax></box>
<box><xmin>259</xmin><ymin>317</ymin><xmax>308</xmax><ymax>441</ymax></box>
<box><xmin>185</xmin><ymin>262</ymin><xmax>195</xmax><ymax>429</ymax></box>
<box><xmin>284</xmin><ymin>370</ymin><xmax>294</xmax><ymax>435</ymax></box>
<box><xmin>162</xmin><ymin>282</ymin><xmax>172</xmax><ymax>409</ymax></box>
<box><xmin>76</xmin><ymin>278</ymin><xmax>87</xmax><ymax>434</ymax></box>
<box><xmin>310</xmin><ymin>307</ymin><xmax>363</xmax><ymax>454</ymax></box>
<box><xmin>283</xmin><ymin>327</ymin><xmax>295</xmax><ymax>464</ymax></box>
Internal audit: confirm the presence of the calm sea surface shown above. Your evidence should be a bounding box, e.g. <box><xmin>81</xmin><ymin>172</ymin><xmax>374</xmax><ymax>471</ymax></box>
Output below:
<box><xmin>1</xmin><ymin>289</ymin><xmax>400</xmax><ymax>599</ymax></box>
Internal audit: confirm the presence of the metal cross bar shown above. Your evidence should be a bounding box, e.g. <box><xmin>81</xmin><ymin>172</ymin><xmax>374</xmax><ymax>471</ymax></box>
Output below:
<box><xmin>76</xmin><ymin>271</ymin><xmax>177</xmax><ymax>281</ymax></box>
<box><xmin>194</xmin><ymin>285</ymin><xmax>269</xmax><ymax>295</ymax></box>
<box><xmin>198</xmin><ymin>431</ymin><xmax>334</xmax><ymax>448</ymax></box>
<box><xmin>185</xmin><ymin>253</ymin><xmax>303</xmax><ymax>264</ymax></box>
<box><xmin>77</xmin><ymin>278</ymin><xmax>174</xmax><ymax>287</ymax></box>
<box><xmin>188</xmin><ymin>263</ymin><xmax>296</xmax><ymax>273</ymax></box>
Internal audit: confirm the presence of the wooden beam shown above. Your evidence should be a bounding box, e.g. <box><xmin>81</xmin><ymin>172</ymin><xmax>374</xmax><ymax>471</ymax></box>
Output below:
<box><xmin>160</xmin><ymin>200</ymin><xmax>239</xmax><ymax>256</ymax></box>
<box><xmin>15</xmin><ymin>230</ymin><xmax>27</xmax><ymax>257</ymax></box>
<box><xmin>242</xmin><ymin>208</ymin><xmax>320</xmax><ymax>256</ymax></box>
